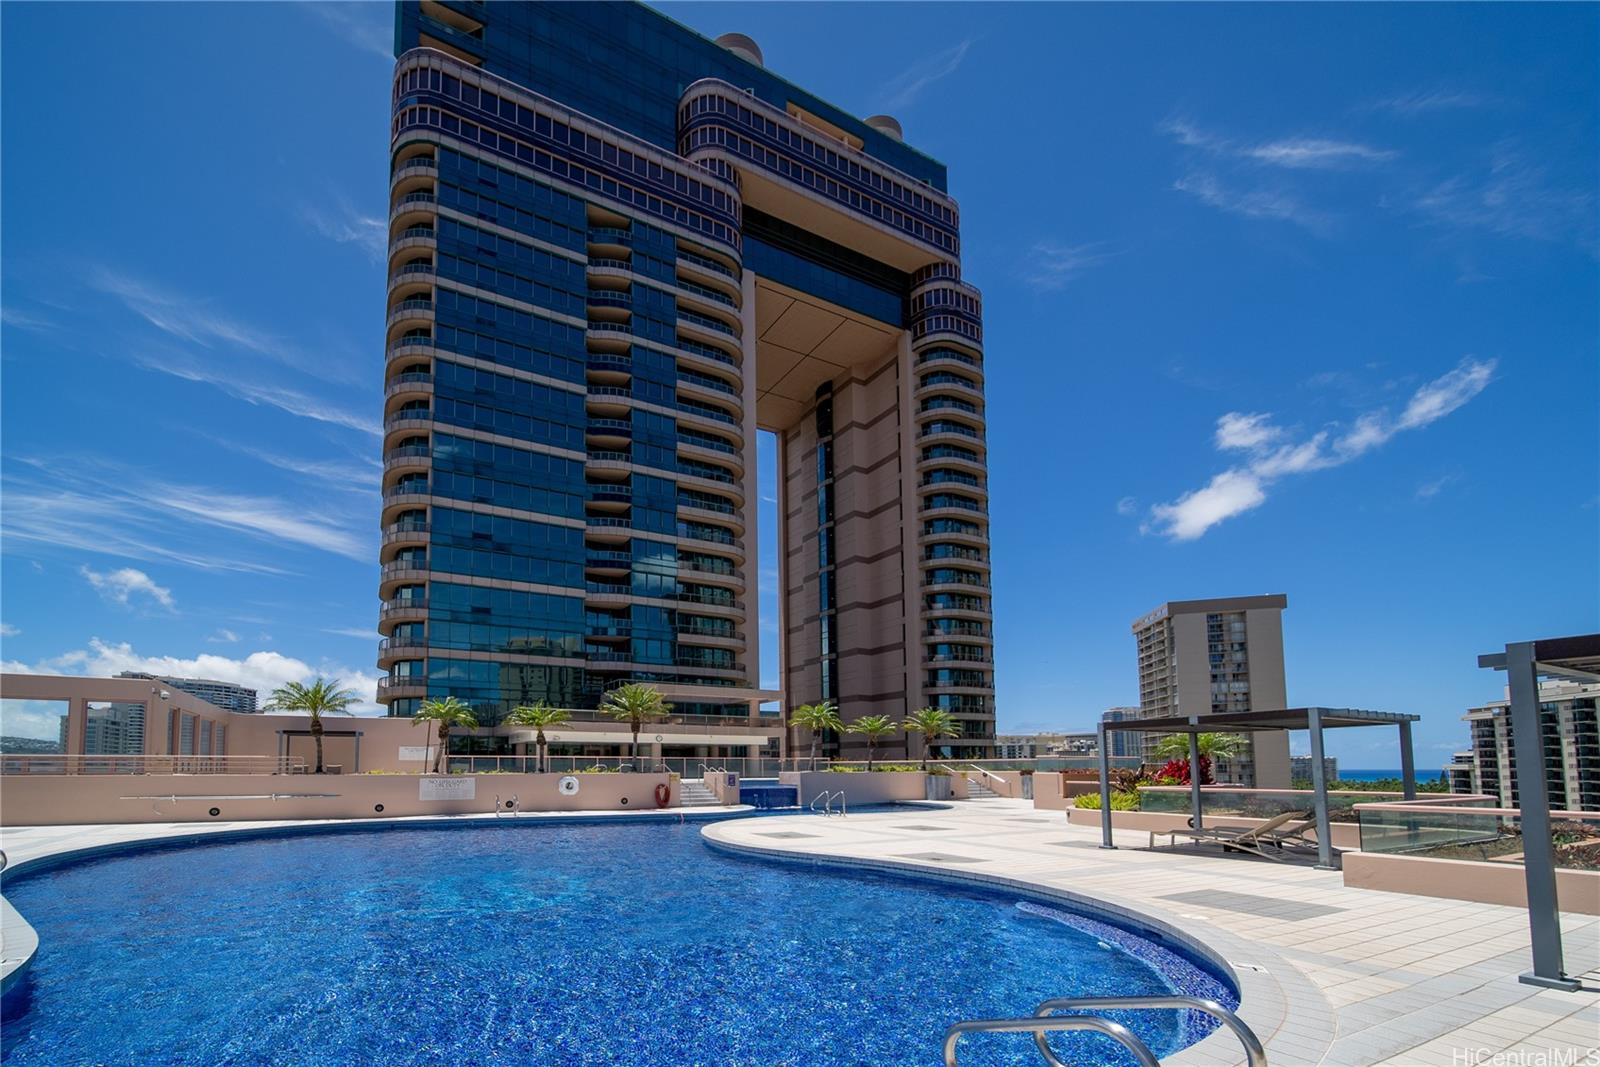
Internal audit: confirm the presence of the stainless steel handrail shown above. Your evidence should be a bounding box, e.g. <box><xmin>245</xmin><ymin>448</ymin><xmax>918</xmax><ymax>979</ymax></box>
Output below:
<box><xmin>1027</xmin><ymin>996</ymin><xmax>1265</xmax><ymax>1067</ymax></box>
<box><xmin>944</xmin><ymin>1016</ymin><xmax>1159</xmax><ymax>1067</ymax></box>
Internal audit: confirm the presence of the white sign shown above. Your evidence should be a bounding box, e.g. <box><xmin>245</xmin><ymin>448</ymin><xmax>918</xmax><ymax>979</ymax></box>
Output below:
<box><xmin>419</xmin><ymin>777</ymin><xmax>476</xmax><ymax>801</ymax></box>
<box><xmin>398</xmin><ymin>746</ymin><xmax>430</xmax><ymax>762</ymax></box>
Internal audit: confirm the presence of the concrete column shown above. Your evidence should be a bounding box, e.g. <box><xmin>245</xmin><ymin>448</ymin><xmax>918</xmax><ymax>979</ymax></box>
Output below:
<box><xmin>1188</xmin><ymin>720</ymin><xmax>1204</xmax><ymax>831</ymax></box>
<box><xmin>64</xmin><ymin>698</ymin><xmax>88</xmax><ymax>765</ymax></box>
<box><xmin>1307</xmin><ymin>708</ymin><xmax>1334</xmax><ymax>870</ymax></box>
<box><xmin>1505</xmin><ymin>642</ymin><xmax>1577</xmax><ymax>990</ymax></box>
<box><xmin>1399</xmin><ymin>721</ymin><xmax>1416</xmax><ymax>800</ymax></box>
<box><xmin>1097</xmin><ymin>721</ymin><xmax>1114</xmax><ymax>849</ymax></box>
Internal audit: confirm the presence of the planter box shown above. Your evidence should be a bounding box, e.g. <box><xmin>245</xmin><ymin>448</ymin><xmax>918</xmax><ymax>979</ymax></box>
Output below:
<box><xmin>1343</xmin><ymin>851</ymin><xmax>1600</xmax><ymax>914</ymax></box>
<box><xmin>780</xmin><ymin>770</ymin><xmax>927</xmax><ymax>806</ymax></box>
<box><xmin>926</xmin><ymin>775</ymin><xmax>952</xmax><ymax>801</ymax></box>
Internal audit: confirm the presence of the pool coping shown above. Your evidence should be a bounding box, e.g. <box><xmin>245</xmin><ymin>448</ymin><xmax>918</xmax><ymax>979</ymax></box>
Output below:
<box><xmin>700</xmin><ymin>819</ymin><xmax>1332</xmax><ymax>1067</ymax></box>
<box><xmin>0</xmin><ymin>804</ymin><xmax>757</xmax><ymax>995</ymax></box>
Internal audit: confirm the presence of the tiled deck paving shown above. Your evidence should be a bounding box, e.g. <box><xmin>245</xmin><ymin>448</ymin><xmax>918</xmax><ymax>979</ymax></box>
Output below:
<box><xmin>704</xmin><ymin>799</ymin><xmax>1600</xmax><ymax>1067</ymax></box>
<box><xmin>2</xmin><ymin>801</ymin><xmax>1596</xmax><ymax>1065</ymax></box>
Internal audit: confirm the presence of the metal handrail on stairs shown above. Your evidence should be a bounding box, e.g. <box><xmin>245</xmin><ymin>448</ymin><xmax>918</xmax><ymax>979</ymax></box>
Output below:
<box><xmin>810</xmin><ymin>790</ymin><xmax>847</xmax><ymax>817</ymax></box>
<box><xmin>944</xmin><ymin>995</ymin><xmax>1265</xmax><ymax>1067</ymax></box>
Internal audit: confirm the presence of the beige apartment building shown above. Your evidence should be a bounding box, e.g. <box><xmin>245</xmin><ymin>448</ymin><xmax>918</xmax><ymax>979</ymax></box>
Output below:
<box><xmin>1130</xmin><ymin>594</ymin><xmax>1291</xmax><ymax>787</ymax></box>
<box><xmin>1453</xmin><ymin>679</ymin><xmax>1600</xmax><ymax>812</ymax></box>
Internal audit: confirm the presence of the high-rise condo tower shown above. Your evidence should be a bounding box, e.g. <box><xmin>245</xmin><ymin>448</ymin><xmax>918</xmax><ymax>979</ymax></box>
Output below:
<box><xmin>378</xmin><ymin>1</ymin><xmax>996</xmax><ymax>761</ymax></box>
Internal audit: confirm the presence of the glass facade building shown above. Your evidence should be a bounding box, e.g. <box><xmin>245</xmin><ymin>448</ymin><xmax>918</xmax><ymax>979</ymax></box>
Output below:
<box><xmin>378</xmin><ymin>1</ymin><xmax>995</xmax><ymax>756</ymax></box>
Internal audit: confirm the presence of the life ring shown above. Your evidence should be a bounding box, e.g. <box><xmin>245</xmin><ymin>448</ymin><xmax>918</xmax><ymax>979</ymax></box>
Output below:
<box><xmin>558</xmin><ymin>775</ymin><xmax>580</xmax><ymax>796</ymax></box>
<box><xmin>654</xmin><ymin>782</ymin><xmax>671</xmax><ymax>808</ymax></box>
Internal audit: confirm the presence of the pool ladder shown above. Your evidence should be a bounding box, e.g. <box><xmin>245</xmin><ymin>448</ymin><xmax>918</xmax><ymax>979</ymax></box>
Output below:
<box><xmin>810</xmin><ymin>790</ymin><xmax>847</xmax><ymax>817</ymax></box>
<box><xmin>944</xmin><ymin>995</ymin><xmax>1266</xmax><ymax>1067</ymax></box>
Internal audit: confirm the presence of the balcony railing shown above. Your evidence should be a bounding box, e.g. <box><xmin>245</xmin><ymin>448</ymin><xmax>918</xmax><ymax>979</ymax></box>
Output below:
<box><xmin>0</xmin><ymin>754</ymin><xmax>305</xmax><ymax>776</ymax></box>
<box><xmin>675</xmin><ymin>338</ymin><xmax>739</xmax><ymax>368</ymax></box>
<box><xmin>380</xmin><ymin>598</ymin><xmax>428</xmax><ymax>617</ymax></box>
<box><xmin>678</xmin><ymin>250</ymin><xmax>736</xmax><ymax>278</ymax></box>
<box><xmin>678</xmin><ymin>309</ymin><xmax>737</xmax><ymax>336</ymax></box>
<box><xmin>588</xmin><ymin>227</ymin><xmax>634</xmax><ymax>245</ymax></box>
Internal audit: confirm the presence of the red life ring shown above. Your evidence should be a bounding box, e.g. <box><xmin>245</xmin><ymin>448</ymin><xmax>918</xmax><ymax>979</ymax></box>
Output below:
<box><xmin>654</xmin><ymin>782</ymin><xmax>671</xmax><ymax>808</ymax></box>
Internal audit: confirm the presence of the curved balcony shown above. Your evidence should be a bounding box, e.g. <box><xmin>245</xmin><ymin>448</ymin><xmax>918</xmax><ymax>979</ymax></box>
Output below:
<box><xmin>388</xmin><ymin>262</ymin><xmax>436</xmax><ymax>298</ymax></box>
<box><xmin>377</xmin><ymin>636</ymin><xmax>429</xmax><ymax>667</ymax></box>
<box><xmin>585</xmin><ymin>549</ymin><xmax>633</xmax><ymax>576</ymax></box>
<box><xmin>380</xmin><ymin>565</ymin><xmax>429</xmax><ymax>600</ymax></box>
<box><xmin>585</xmin><ymin>321</ymin><xmax>633</xmax><ymax>353</ymax></box>
<box><xmin>383</xmin><ymin>413</ymin><xmax>433</xmax><ymax>445</ymax></box>
<box><xmin>388</xmin><ymin>225</ymin><xmax>437</xmax><ymax>264</ymax></box>
<box><xmin>379</xmin><ymin>598</ymin><xmax>429</xmax><ymax>623</ymax></box>
<box><xmin>677</xmin><ymin>309</ymin><xmax>740</xmax><ymax>344</ymax></box>
<box><xmin>383</xmin><ymin>443</ymin><xmax>431</xmax><ymax>475</ymax></box>
<box><xmin>675</xmin><ymin>373</ymin><xmax>742</xmax><ymax>411</ymax></box>
<box><xmin>677</xmin><ymin>248</ymin><xmax>739</xmax><ymax>285</ymax></box>
<box><xmin>585</xmin><ymin>515</ymin><xmax>632</xmax><ymax>541</ymax></box>
<box><xmin>382</xmin><ymin>520</ymin><xmax>430</xmax><ymax>549</ymax></box>
<box><xmin>674</xmin><ymin>336</ymin><xmax>741</xmax><ymax>374</ymax></box>
<box><xmin>388</xmin><ymin>191</ymin><xmax>437</xmax><ymax>229</ymax></box>
<box><xmin>679</xmin><ymin>561</ymin><xmax>743</xmax><ymax>588</ymax></box>
<box><xmin>587</xmin><ymin>227</ymin><xmax>633</xmax><ymax>257</ymax></box>
<box><xmin>919</xmin><ymin>549</ymin><xmax>989</xmax><ymax>571</ymax></box>
<box><xmin>586</xmin><ymin>353</ymin><xmax>632</xmax><ymax>381</ymax></box>
<box><xmin>922</xmin><ymin>652</ymin><xmax>995</xmax><ymax>668</ymax></box>
<box><xmin>587</xmin><ymin>481</ymin><xmax>633</xmax><ymax>508</ymax></box>
<box><xmin>917</xmin><ymin>423</ymin><xmax>987</xmax><ymax>451</ymax></box>
<box><xmin>384</xmin><ymin>372</ymin><xmax>434</xmax><ymax>403</ymax></box>
<box><xmin>918</xmin><ymin>523</ymin><xmax>988</xmax><ymax>549</ymax></box>
<box><xmin>386</xmin><ymin>298</ymin><xmax>435</xmax><ymax>335</ymax></box>
<box><xmin>390</xmin><ymin>155</ymin><xmax>437</xmax><ymax>190</ymax></box>
<box><xmin>585</xmin><ymin>418</ymin><xmax>632</xmax><ymax>449</ymax></box>
<box><xmin>918</xmin><ymin>396</ymin><xmax>985</xmax><ymax>422</ymax></box>
<box><xmin>584</xmin><ymin>582</ymin><xmax>633</xmax><ymax>607</ymax></box>
<box><xmin>377</xmin><ymin>677</ymin><xmax>426</xmax><ymax>700</ymax></box>
<box><xmin>916</xmin><ymin>374</ymin><xmax>984</xmax><ymax>403</ymax></box>
<box><xmin>675</xmin><ymin>403</ymin><xmax>742</xmax><ymax>438</ymax></box>
<box><xmin>676</xmin><ymin>501</ymin><xmax>743</xmax><ymax>536</ymax></box>
<box><xmin>585</xmin><ymin>385</ymin><xmax>633</xmax><ymax>413</ymax></box>
<box><xmin>585</xmin><ymin>450</ymin><xmax>632</xmax><ymax>475</ymax></box>
<box><xmin>587</xmin><ymin>288</ymin><xmax>632</xmax><ymax>323</ymax></box>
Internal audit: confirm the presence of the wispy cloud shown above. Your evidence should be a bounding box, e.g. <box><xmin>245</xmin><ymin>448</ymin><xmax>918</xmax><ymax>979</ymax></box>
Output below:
<box><xmin>1022</xmin><ymin>241</ymin><xmax>1117</xmax><ymax>292</ymax></box>
<box><xmin>1</xmin><ymin>306</ymin><xmax>58</xmax><ymax>332</ymax></box>
<box><xmin>1115</xmin><ymin>496</ymin><xmax>1139</xmax><ymax>517</ymax></box>
<box><xmin>1244</xmin><ymin>138</ymin><xmax>1397</xmax><ymax>169</ymax></box>
<box><xmin>1412</xmin><ymin>145</ymin><xmax>1596</xmax><ymax>255</ymax></box>
<box><xmin>218</xmin><ymin>442</ymin><xmax>381</xmax><ymax>495</ymax></box>
<box><xmin>1162</xmin><ymin>118</ymin><xmax>1396</xmax><ymax>170</ymax></box>
<box><xmin>3</xmin><ymin>638</ymin><xmax>385</xmax><ymax>723</ymax></box>
<box><xmin>323</xmin><ymin>626</ymin><xmax>379</xmax><ymax>640</ymax></box>
<box><xmin>80</xmin><ymin>565</ymin><xmax>175</xmax><ymax>611</ymax></box>
<box><xmin>2</xmin><ymin>457</ymin><xmax>371</xmax><ymax>571</ymax></box>
<box><xmin>300</xmin><ymin>200</ymin><xmax>388</xmax><ymax>263</ymax></box>
<box><xmin>1142</xmin><ymin>357</ymin><xmax>1496</xmax><ymax>540</ymax></box>
<box><xmin>0</xmin><ymin>623</ymin><xmax>21</xmax><ymax>638</ymax></box>
<box><xmin>208</xmin><ymin>629</ymin><xmax>241</xmax><ymax>644</ymax></box>
<box><xmin>136</xmin><ymin>350</ymin><xmax>380</xmax><ymax>437</ymax></box>
<box><xmin>881</xmin><ymin>39</ymin><xmax>973</xmax><ymax>110</ymax></box>
<box><xmin>1415</xmin><ymin>474</ymin><xmax>1456</xmax><ymax>500</ymax></box>
<box><xmin>1370</xmin><ymin>89</ymin><xmax>1492</xmax><ymax>117</ymax></box>
<box><xmin>1173</xmin><ymin>172</ymin><xmax>1333</xmax><ymax>233</ymax></box>
<box><xmin>302</xmin><ymin>1</ymin><xmax>393</xmax><ymax>62</ymax></box>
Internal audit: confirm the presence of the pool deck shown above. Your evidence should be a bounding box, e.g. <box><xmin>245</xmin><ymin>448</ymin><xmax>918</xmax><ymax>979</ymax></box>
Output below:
<box><xmin>2</xmin><ymin>800</ymin><xmax>1597</xmax><ymax>1065</ymax></box>
<box><xmin>703</xmin><ymin>800</ymin><xmax>1600</xmax><ymax>1067</ymax></box>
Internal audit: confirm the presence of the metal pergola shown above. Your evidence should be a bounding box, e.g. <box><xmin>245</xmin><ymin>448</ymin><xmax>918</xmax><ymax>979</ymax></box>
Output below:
<box><xmin>1477</xmin><ymin>632</ymin><xmax>1600</xmax><ymax>993</ymax></box>
<box><xmin>1095</xmin><ymin>706</ymin><xmax>1422</xmax><ymax>870</ymax></box>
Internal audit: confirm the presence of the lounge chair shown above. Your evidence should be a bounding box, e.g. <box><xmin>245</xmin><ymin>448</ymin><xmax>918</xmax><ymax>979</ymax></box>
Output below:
<box><xmin>1147</xmin><ymin>810</ymin><xmax>1318</xmax><ymax>862</ymax></box>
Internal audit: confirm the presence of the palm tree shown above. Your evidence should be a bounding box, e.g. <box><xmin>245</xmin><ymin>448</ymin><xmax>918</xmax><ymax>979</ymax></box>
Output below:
<box><xmin>847</xmin><ymin>715</ymin><xmax>899</xmax><ymax>771</ymax></box>
<box><xmin>904</xmin><ymin>706</ymin><xmax>961</xmax><ymax>771</ymax></box>
<box><xmin>411</xmin><ymin>696</ymin><xmax>479</xmax><ymax>774</ymax></box>
<box><xmin>788</xmin><ymin>700</ymin><xmax>842</xmax><ymax>770</ymax></box>
<box><xmin>1151</xmin><ymin>732</ymin><xmax>1246</xmax><ymax>785</ymax></box>
<box><xmin>599</xmin><ymin>683</ymin><xmax>671</xmax><ymax>763</ymax></box>
<box><xmin>505</xmin><ymin>701</ymin><xmax>570</xmax><ymax>773</ymax></box>
<box><xmin>264</xmin><ymin>677</ymin><xmax>358</xmax><ymax>773</ymax></box>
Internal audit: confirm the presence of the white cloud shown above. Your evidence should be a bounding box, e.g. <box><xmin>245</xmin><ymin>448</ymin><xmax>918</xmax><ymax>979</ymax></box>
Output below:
<box><xmin>1244</xmin><ymin>138</ymin><xmax>1396</xmax><ymax>169</ymax></box>
<box><xmin>4</xmin><ymin>638</ymin><xmax>384</xmax><ymax>716</ymax></box>
<box><xmin>135</xmin><ymin>352</ymin><xmax>380</xmax><ymax>437</ymax></box>
<box><xmin>323</xmin><ymin>627</ymin><xmax>380</xmax><ymax>640</ymax></box>
<box><xmin>1115</xmin><ymin>496</ymin><xmax>1138</xmax><ymax>517</ymax></box>
<box><xmin>1415</xmin><ymin>474</ymin><xmax>1456</xmax><ymax>500</ymax></box>
<box><xmin>1144</xmin><ymin>358</ymin><xmax>1496</xmax><ymax>540</ymax></box>
<box><xmin>1413</xmin><ymin>146</ymin><xmax>1597</xmax><ymax>254</ymax></box>
<box><xmin>1371</xmin><ymin>89</ymin><xmax>1491</xmax><ymax>116</ymax></box>
<box><xmin>80</xmin><ymin>566</ymin><xmax>175</xmax><ymax>610</ymax></box>
<box><xmin>208</xmin><ymin>629</ymin><xmax>241</xmax><ymax>644</ymax></box>
<box><xmin>881</xmin><ymin>39</ymin><xmax>973</xmax><ymax>109</ymax></box>
<box><xmin>2</xmin><ymin>457</ymin><xmax>370</xmax><ymax>571</ymax></box>
<box><xmin>300</xmin><ymin>201</ymin><xmax>388</xmax><ymax>263</ymax></box>
<box><xmin>1023</xmin><ymin>242</ymin><xmax>1116</xmax><ymax>292</ymax></box>
<box><xmin>302</xmin><ymin>2</ymin><xmax>393</xmax><ymax>61</ymax></box>
<box><xmin>0</xmin><ymin>623</ymin><xmax>19</xmax><ymax>637</ymax></box>
<box><xmin>1173</xmin><ymin>172</ymin><xmax>1332</xmax><ymax>233</ymax></box>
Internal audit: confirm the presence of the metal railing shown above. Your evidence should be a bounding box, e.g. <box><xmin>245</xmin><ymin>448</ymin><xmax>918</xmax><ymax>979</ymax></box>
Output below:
<box><xmin>0</xmin><ymin>754</ymin><xmax>306</xmax><ymax>776</ymax></box>
<box><xmin>945</xmin><ymin>995</ymin><xmax>1265</xmax><ymax>1067</ymax></box>
<box><xmin>437</xmin><ymin>755</ymin><xmax>813</xmax><ymax>778</ymax></box>
<box><xmin>811</xmin><ymin>790</ymin><xmax>847</xmax><ymax>817</ymax></box>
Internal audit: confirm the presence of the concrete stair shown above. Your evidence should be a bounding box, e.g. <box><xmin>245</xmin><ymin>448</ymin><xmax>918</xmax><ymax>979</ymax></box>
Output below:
<box><xmin>678</xmin><ymin>781</ymin><xmax>723</xmax><ymax>807</ymax></box>
<box><xmin>964</xmin><ymin>777</ymin><xmax>1001</xmax><ymax>799</ymax></box>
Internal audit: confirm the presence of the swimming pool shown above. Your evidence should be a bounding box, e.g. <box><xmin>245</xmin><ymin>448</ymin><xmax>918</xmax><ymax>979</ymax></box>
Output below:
<box><xmin>0</xmin><ymin>821</ymin><xmax>1234</xmax><ymax>1065</ymax></box>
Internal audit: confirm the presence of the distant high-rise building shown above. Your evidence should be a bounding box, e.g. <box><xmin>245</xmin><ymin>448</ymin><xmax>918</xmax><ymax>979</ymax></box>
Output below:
<box><xmin>1451</xmin><ymin>680</ymin><xmax>1599</xmax><ymax>813</ymax></box>
<box><xmin>375</xmin><ymin>2</ymin><xmax>995</xmax><ymax>757</ymax></box>
<box><xmin>1289</xmin><ymin>755</ymin><xmax>1339</xmax><ymax>783</ymax></box>
<box><xmin>117</xmin><ymin>672</ymin><xmax>258</xmax><ymax>713</ymax></box>
<box><xmin>59</xmin><ymin>701</ymin><xmax>146</xmax><ymax>755</ymax></box>
<box><xmin>1101</xmin><ymin>706</ymin><xmax>1144</xmax><ymax>759</ymax></box>
<box><xmin>1129</xmin><ymin>594</ymin><xmax>1290</xmax><ymax>787</ymax></box>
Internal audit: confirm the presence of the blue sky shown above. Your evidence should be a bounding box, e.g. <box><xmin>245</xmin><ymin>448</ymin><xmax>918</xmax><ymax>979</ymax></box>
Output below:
<box><xmin>2</xmin><ymin>2</ymin><xmax>1595</xmax><ymax>766</ymax></box>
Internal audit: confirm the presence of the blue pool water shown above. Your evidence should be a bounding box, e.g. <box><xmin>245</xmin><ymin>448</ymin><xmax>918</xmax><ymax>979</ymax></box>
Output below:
<box><xmin>1</xmin><ymin>821</ymin><xmax>1234</xmax><ymax>1066</ymax></box>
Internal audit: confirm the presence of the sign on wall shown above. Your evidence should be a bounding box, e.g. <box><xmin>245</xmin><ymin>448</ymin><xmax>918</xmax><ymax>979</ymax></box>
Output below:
<box><xmin>398</xmin><ymin>746</ymin><xmax>430</xmax><ymax>762</ymax></box>
<box><xmin>419</xmin><ymin>776</ymin><xmax>476</xmax><ymax>801</ymax></box>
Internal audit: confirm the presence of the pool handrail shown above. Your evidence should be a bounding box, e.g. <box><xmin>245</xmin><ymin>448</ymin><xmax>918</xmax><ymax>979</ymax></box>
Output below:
<box><xmin>1032</xmin><ymin>995</ymin><xmax>1264</xmax><ymax>1067</ymax></box>
<box><xmin>944</xmin><ymin>1015</ymin><xmax>1159</xmax><ymax>1067</ymax></box>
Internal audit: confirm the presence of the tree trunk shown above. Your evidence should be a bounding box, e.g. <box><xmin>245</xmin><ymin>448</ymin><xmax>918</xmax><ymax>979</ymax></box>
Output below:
<box><xmin>536</xmin><ymin>728</ymin><xmax>546</xmax><ymax>774</ymax></box>
<box><xmin>919</xmin><ymin>733</ymin><xmax>927</xmax><ymax>772</ymax></box>
<box><xmin>312</xmin><ymin>714</ymin><xmax>325</xmax><ymax>774</ymax></box>
<box><xmin>867</xmin><ymin>737</ymin><xmax>876</xmax><ymax>772</ymax></box>
<box><xmin>434</xmin><ymin>723</ymin><xmax>449</xmax><ymax>774</ymax></box>
<box><xmin>631</xmin><ymin>722</ymin><xmax>640</xmax><ymax>761</ymax></box>
<box><xmin>809</xmin><ymin>734</ymin><xmax>818</xmax><ymax>772</ymax></box>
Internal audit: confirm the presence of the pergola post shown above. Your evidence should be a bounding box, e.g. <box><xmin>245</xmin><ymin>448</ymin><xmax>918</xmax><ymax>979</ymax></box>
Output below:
<box><xmin>1187</xmin><ymin>719</ymin><xmax>1203</xmax><ymax>832</ymax></box>
<box><xmin>1097</xmin><ymin>720</ymin><xmax>1114</xmax><ymax>849</ymax></box>
<box><xmin>1505</xmin><ymin>641</ymin><xmax>1577</xmax><ymax>991</ymax></box>
<box><xmin>1306</xmin><ymin>707</ymin><xmax>1334</xmax><ymax>870</ymax></box>
<box><xmin>1398</xmin><ymin>719</ymin><xmax>1416</xmax><ymax>800</ymax></box>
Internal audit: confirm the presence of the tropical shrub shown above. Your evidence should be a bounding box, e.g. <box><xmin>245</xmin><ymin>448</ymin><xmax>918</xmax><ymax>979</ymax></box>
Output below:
<box><xmin>1073</xmin><ymin>791</ymin><xmax>1140</xmax><ymax>811</ymax></box>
